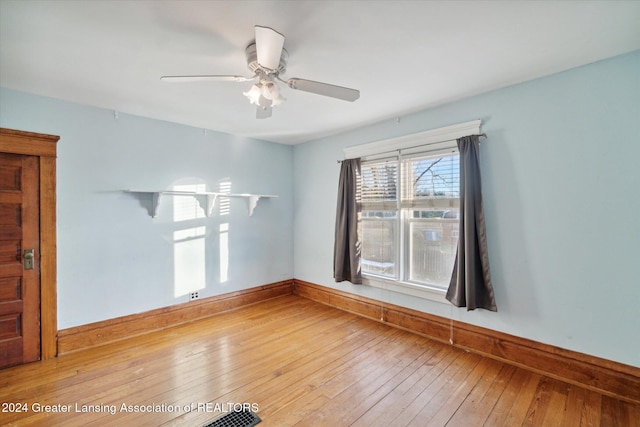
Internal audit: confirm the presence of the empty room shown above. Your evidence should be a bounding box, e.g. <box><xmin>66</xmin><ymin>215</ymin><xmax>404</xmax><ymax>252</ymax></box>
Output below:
<box><xmin>1</xmin><ymin>1</ymin><xmax>639</xmax><ymax>426</ymax></box>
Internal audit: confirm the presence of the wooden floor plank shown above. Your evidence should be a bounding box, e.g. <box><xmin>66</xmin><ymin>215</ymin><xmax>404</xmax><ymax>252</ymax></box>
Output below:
<box><xmin>389</xmin><ymin>350</ymin><xmax>482</xmax><ymax>427</ymax></box>
<box><xmin>0</xmin><ymin>294</ymin><xmax>634</xmax><ymax>427</ymax></box>
<box><xmin>483</xmin><ymin>365</ymin><xmax>534</xmax><ymax>426</ymax></box>
<box><xmin>600</xmin><ymin>395</ymin><xmax>623</xmax><ymax>427</ymax></box>
<box><xmin>581</xmin><ymin>389</ymin><xmax>603</xmax><ymax>427</ymax></box>
<box><xmin>445</xmin><ymin>363</ymin><xmax>517</xmax><ymax>426</ymax></box>
<box><xmin>523</xmin><ymin>376</ymin><xmax>556</xmax><ymax>426</ymax></box>
<box><xmin>419</xmin><ymin>357</ymin><xmax>502</xmax><ymax>426</ymax></box>
<box><xmin>264</xmin><ymin>329</ymin><xmax>413</xmax><ymax>425</ymax></box>
<box><xmin>298</xmin><ymin>334</ymin><xmax>435</xmax><ymax>426</ymax></box>
<box><xmin>625</xmin><ymin>402</ymin><xmax>640</xmax><ymax>427</ymax></box>
<box><xmin>226</xmin><ymin>322</ymin><xmax>399</xmax><ymax>412</ymax></box>
<box><xmin>350</xmin><ymin>344</ymin><xmax>455</xmax><ymax>427</ymax></box>
<box><xmin>539</xmin><ymin>379</ymin><xmax>571</xmax><ymax>427</ymax></box>
<box><xmin>560</xmin><ymin>385</ymin><xmax>586</xmax><ymax>427</ymax></box>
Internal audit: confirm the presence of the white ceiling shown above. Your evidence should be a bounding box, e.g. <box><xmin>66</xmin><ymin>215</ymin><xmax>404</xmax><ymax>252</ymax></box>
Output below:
<box><xmin>1</xmin><ymin>1</ymin><xmax>639</xmax><ymax>145</ymax></box>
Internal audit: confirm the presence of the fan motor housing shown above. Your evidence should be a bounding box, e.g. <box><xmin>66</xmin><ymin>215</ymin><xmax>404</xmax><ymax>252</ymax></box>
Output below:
<box><xmin>245</xmin><ymin>43</ymin><xmax>288</xmax><ymax>75</ymax></box>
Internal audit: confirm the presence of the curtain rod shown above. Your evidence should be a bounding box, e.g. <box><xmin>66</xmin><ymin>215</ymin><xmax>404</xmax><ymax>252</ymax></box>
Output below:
<box><xmin>337</xmin><ymin>133</ymin><xmax>487</xmax><ymax>163</ymax></box>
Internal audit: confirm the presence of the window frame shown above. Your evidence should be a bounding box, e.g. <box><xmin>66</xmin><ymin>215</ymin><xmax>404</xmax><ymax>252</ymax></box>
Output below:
<box><xmin>360</xmin><ymin>151</ymin><xmax>460</xmax><ymax>301</ymax></box>
<box><xmin>343</xmin><ymin>120</ymin><xmax>481</xmax><ymax>302</ymax></box>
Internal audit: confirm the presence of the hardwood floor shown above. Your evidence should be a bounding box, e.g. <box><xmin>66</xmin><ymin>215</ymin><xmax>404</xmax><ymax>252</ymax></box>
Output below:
<box><xmin>1</xmin><ymin>295</ymin><xmax>638</xmax><ymax>426</ymax></box>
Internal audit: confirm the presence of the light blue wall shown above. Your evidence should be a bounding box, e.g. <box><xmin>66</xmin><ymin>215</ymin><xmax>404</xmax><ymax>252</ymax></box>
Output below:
<box><xmin>0</xmin><ymin>88</ymin><xmax>294</xmax><ymax>329</ymax></box>
<box><xmin>293</xmin><ymin>50</ymin><xmax>640</xmax><ymax>367</ymax></box>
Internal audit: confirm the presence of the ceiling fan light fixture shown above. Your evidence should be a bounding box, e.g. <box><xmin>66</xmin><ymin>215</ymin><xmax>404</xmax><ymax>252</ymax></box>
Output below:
<box><xmin>262</xmin><ymin>81</ymin><xmax>285</xmax><ymax>106</ymax></box>
<box><xmin>243</xmin><ymin>80</ymin><xmax>285</xmax><ymax>107</ymax></box>
<box><xmin>243</xmin><ymin>83</ymin><xmax>263</xmax><ymax>106</ymax></box>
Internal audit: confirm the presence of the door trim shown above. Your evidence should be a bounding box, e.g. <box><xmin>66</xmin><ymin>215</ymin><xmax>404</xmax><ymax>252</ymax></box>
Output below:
<box><xmin>0</xmin><ymin>128</ymin><xmax>59</xmax><ymax>360</ymax></box>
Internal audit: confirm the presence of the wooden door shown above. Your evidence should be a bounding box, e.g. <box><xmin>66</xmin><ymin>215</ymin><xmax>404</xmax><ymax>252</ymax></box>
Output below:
<box><xmin>0</xmin><ymin>152</ymin><xmax>41</xmax><ymax>368</ymax></box>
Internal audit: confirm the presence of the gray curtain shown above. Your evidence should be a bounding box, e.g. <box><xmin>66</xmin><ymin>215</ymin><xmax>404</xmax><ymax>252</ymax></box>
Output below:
<box><xmin>446</xmin><ymin>135</ymin><xmax>497</xmax><ymax>311</ymax></box>
<box><xmin>333</xmin><ymin>158</ymin><xmax>362</xmax><ymax>284</ymax></box>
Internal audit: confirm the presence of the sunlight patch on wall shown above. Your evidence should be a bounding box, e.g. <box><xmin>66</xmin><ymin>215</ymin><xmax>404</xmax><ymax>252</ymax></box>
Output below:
<box><xmin>172</xmin><ymin>181</ymin><xmax>207</xmax><ymax>298</ymax></box>
<box><xmin>218</xmin><ymin>178</ymin><xmax>231</xmax><ymax>283</ymax></box>
<box><xmin>219</xmin><ymin>179</ymin><xmax>231</xmax><ymax>216</ymax></box>
<box><xmin>173</xmin><ymin>226</ymin><xmax>206</xmax><ymax>297</ymax></box>
<box><xmin>173</xmin><ymin>183</ymin><xmax>206</xmax><ymax>221</ymax></box>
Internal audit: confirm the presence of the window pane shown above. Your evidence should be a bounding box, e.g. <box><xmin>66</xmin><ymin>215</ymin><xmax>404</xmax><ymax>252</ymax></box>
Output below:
<box><xmin>406</xmin><ymin>210</ymin><xmax>459</xmax><ymax>289</ymax></box>
<box><xmin>402</xmin><ymin>153</ymin><xmax>459</xmax><ymax>209</ymax></box>
<box><xmin>362</xmin><ymin>211</ymin><xmax>396</xmax><ymax>278</ymax></box>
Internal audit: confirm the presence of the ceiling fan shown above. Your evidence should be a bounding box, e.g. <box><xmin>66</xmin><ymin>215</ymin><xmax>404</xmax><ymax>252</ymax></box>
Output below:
<box><xmin>161</xmin><ymin>26</ymin><xmax>360</xmax><ymax>119</ymax></box>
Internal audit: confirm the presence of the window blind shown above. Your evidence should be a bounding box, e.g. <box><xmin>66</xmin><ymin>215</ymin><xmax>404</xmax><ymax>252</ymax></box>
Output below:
<box><xmin>360</xmin><ymin>159</ymin><xmax>398</xmax><ymax>210</ymax></box>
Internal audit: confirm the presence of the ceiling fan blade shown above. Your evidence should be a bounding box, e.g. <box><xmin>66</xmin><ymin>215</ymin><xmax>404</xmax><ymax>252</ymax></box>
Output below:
<box><xmin>287</xmin><ymin>78</ymin><xmax>360</xmax><ymax>102</ymax></box>
<box><xmin>255</xmin><ymin>26</ymin><xmax>285</xmax><ymax>71</ymax></box>
<box><xmin>256</xmin><ymin>96</ymin><xmax>272</xmax><ymax>119</ymax></box>
<box><xmin>160</xmin><ymin>75</ymin><xmax>254</xmax><ymax>83</ymax></box>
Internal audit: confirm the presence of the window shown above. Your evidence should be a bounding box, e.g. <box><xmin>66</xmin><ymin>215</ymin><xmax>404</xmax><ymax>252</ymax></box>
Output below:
<box><xmin>342</xmin><ymin>120</ymin><xmax>480</xmax><ymax>298</ymax></box>
<box><xmin>361</xmin><ymin>150</ymin><xmax>460</xmax><ymax>291</ymax></box>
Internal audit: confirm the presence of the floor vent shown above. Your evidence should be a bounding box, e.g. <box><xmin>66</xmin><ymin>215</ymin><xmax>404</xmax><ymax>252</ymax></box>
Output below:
<box><xmin>202</xmin><ymin>409</ymin><xmax>261</xmax><ymax>427</ymax></box>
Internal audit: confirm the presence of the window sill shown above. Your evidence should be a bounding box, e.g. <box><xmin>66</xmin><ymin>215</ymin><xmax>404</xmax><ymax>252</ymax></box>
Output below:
<box><xmin>362</xmin><ymin>274</ymin><xmax>449</xmax><ymax>304</ymax></box>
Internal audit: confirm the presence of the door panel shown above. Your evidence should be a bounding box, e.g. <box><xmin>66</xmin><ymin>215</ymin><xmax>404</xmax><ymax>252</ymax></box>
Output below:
<box><xmin>0</xmin><ymin>153</ymin><xmax>40</xmax><ymax>368</ymax></box>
